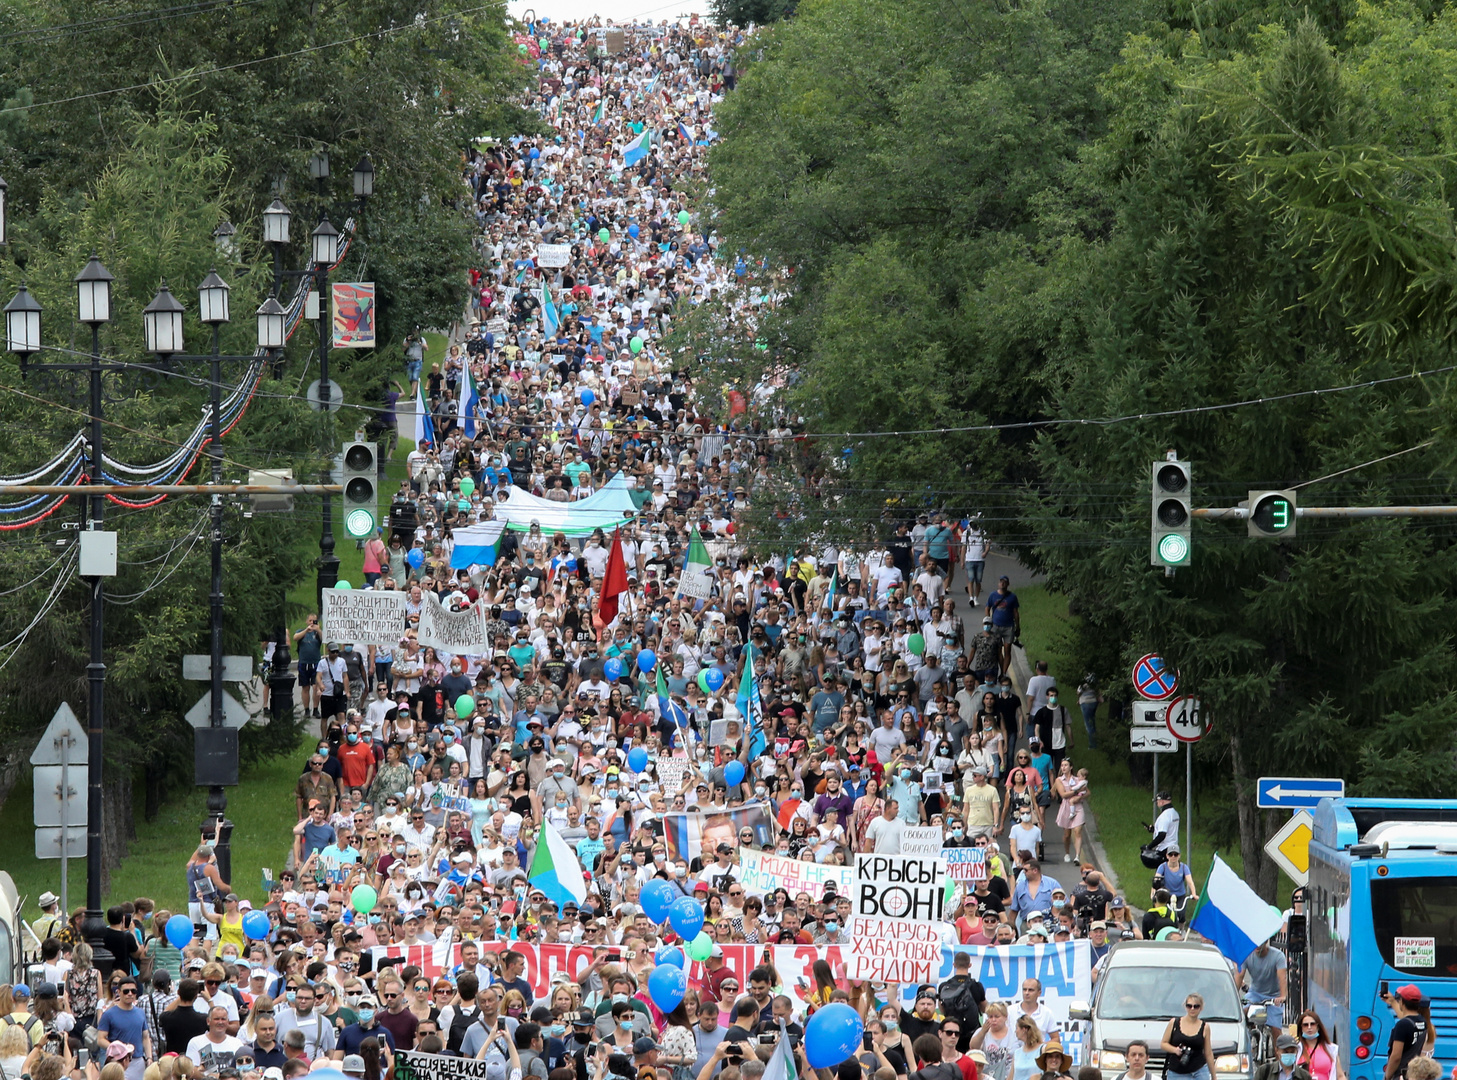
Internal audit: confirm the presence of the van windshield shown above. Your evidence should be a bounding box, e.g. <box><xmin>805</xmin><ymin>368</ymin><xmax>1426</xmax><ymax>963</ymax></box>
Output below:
<box><xmin>1097</xmin><ymin>966</ymin><xmax>1242</xmax><ymax>1021</ymax></box>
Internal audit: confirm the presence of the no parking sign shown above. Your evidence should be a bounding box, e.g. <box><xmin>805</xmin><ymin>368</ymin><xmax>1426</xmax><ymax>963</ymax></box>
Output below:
<box><xmin>1131</xmin><ymin>653</ymin><xmax>1179</xmax><ymax>700</ymax></box>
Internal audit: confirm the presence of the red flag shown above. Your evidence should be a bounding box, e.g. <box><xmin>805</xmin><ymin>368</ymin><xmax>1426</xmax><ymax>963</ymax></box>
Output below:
<box><xmin>598</xmin><ymin>527</ymin><xmax>629</xmax><ymax>625</ymax></box>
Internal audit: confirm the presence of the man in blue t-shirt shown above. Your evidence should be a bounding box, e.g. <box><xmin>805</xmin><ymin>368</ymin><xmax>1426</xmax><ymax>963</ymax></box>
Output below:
<box><xmin>99</xmin><ymin>975</ymin><xmax>152</xmax><ymax>1077</ymax></box>
<box><xmin>985</xmin><ymin>576</ymin><xmax>1020</xmax><ymax>674</ymax></box>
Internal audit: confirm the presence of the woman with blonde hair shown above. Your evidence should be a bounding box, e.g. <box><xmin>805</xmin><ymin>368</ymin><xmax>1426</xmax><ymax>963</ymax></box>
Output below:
<box><xmin>1011</xmin><ymin>1016</ymin><xmax>1043</xmax><ymax>1080</ymax></box>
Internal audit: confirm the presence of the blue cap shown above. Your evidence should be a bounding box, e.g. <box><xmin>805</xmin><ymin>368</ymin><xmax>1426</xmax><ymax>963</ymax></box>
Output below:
<box><xmin>12</xmin><ymin>984</ymin><xmax>30</xmax><ymax>998</ymax></box>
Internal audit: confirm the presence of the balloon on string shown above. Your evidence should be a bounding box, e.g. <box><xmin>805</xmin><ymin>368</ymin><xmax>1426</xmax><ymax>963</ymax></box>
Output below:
<box><xmin>668</xmin><ymin>896</ymin><xmax>705</xmax><ymax>939</ymax></box>
<box><xmin>724</xmin><ymin>760</ymin><xmax>745</xmax><ymax>787</ymax></box>
<box><xmin>407</xmin><ymin>549</ymin><xmax>424</xmax><ymax>569</ymax></box>
<box><xmin>703</xmin><ymin>668</ymin><xmax>725</xmax><ymax>692</ymax></box>
<box><xmin>242</xmin><ymin>910</ymin><xmax>271</xmax><ymax>940</ymax></box>
<box><xmin>580</xmin><ymin>388</ymin><xmax>596</xmax><ymax>407</ymax></box>
<box><xmin>628</xmin><ymin>224</ymin><xmax>641</xmax><ymax>238</ymax></box>
<box><xmin>686</xmin><ymin>932</ymin><xmax>714</xmax><ymax>961</ymax></box>
<box><xmin>637</xmin><ymin>649</ymin><xmax>656</xmax><ymax>673</ymax></box>
<box><xmin>455</xmin><ymin>695</ymin><xmax>476</xmax><ymax>719</ymax></box>
<box><xmin>598</xmin><ymin>228</ymin><xmax>611</xmax><ymax>242</ymax></box>
<box><xmin>641</xmin><ymin>879</ymin><xmax>677</xmax><ymax>923</ymax></box>
<box><xmin>908</xmin><ymin>633</ymin><xmax>926</xmax><ymax>656</ymax></box>
<box><xmin>335</xmin><ymin>580</ymin><xmax>352</xmax><ymax>590</ymax></box>
<box><xmin>604</xmin><ymin>657</ymin><xmax>624</xmax><ymax>681</ymax></box>
<box><xmin>351</xmin><ymin>884</ymin><xmax>378</xmax><ymax>914</ymax></box>
<box><xmin>678</xmin><ymin>210</ymin><xmax>690</xmax><ymax>226</ymax></box>
<box><xmin>459</xmin><ymin>478</ymin><xmax>475</xmax><ymax>497</ymax></box>
<box><xmin>654</xmin><ymin>945</ymin><xmax>685</xmax><ymax>968</ymax></box>
<box><xmin>165</xmin><ymin>913</ymin><xmax>194</xmax><ymax>949</ymax></box>
<box><xmin>648</xmin><ymin>964</ymin><xmax>687</xmax><ymax>1012</ymax></box>
<box><xmin>627</xmin><ymin>746</ymin><xmax>649</xmax><ymax>773</ymax></box>
<box><xmin>630</xmin><ymin>337</ymin><xmax>644</xmax><ymax>355</ymax></box>
<box><xmin>530</xmin><ymin>147</ymin><xmax>541</xmax><ymax>159</ymax></box>
<box><xmin>805</xmin><ymin>1004</ymin><xmax>864</xmax><ymax>1068</ymax></box>
<box><xmin>696</xmin><ymin>669</ymin><xmax>713</xmax><ymax>694</ymax></box>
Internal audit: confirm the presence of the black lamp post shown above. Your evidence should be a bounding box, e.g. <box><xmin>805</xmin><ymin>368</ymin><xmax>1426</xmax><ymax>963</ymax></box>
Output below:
<box><xmin>311</xmin><ymin>217</ymin><xmax>341</xmax><ymax>601</ymax></box>
<box><xmin>140</xmin><ymin>271</ymin><xmax>276</xmax><ymax>886</ymax></box>
<box><xmin>5</xmin><ymin>252</ymin><xmax>116</xmax><ymax>969</ymax></box>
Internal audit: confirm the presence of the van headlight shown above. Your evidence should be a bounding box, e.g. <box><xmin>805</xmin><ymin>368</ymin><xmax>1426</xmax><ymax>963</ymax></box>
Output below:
<box><xmin>1214</xmin><ymin>1055</ymin><xmax>1247</xmax><ymax>1073</ymax></box>
<box><xmin>1098</xmin><ymin>1052</ymin><xmax>1126</xmax><ymax>1070</ymax></box>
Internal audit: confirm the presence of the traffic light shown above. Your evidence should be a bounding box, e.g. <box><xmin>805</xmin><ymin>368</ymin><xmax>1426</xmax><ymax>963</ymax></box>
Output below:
<box><xmin>1248</xmin><ymin>490</ymin><xmax>1297</xmax><ymax>539</ymax></box>
<box><xmin>341</xmin><ymin>441</ymin><xmax>378</xmax><ymax>539</ymax></box>
<box><xmin>1151</xmin><ymin>456</ymin><xmax>1192</xmax><ymax>567</ymax></box>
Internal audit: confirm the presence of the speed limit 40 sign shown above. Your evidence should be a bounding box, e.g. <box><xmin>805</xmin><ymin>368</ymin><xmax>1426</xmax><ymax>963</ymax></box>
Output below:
<box><xmin>1164</xmin><ymin>695</ymin><xmax>1207</xmax><ymax>743</ymax></box>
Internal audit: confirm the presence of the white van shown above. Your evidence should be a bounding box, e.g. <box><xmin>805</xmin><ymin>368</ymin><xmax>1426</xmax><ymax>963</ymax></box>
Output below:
<box><xmin>1069</xmin><ymin>941</ymin><xmax>1265</xmax><ymax>1080</ymax></box>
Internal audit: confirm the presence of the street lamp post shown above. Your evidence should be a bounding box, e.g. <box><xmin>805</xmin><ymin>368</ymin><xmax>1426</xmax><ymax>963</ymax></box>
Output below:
<box><xmin>140</xmin><ymin>272</ymin><xmax>278</xmax><ymax>886</ymax></box>
<box><xmin>4</xmin><ymin>253</ymin><xmax>117</xmax><ymax>971</ymax></box>
<box><xmin>311</xmin><ymin>217</ymin><xmax>341</xmax><ymax>602</ymax></box>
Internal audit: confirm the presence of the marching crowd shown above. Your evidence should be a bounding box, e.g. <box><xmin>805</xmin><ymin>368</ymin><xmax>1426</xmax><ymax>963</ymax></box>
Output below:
<box><xmin>5</xmin><ymin>16</ymin><xmax>1365</xmax><ymax>1080</ymax></box>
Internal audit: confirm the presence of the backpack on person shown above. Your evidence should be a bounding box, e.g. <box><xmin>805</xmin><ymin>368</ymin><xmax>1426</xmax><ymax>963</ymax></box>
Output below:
<box><xmin>446</xmin><ymin>1004</ymin><xmax>482</xmax><ymax>1054</ymax></box>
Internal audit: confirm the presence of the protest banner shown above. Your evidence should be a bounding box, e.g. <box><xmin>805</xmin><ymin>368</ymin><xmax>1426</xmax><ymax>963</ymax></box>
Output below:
<box><xmin>656</xmin><ymin>756</ymin><xmax>693</xmax><ymax>795</ymax></box>
<box><xmin>848</xmin><ymin>914</ymin><xmax>943</xmax><ymax>983</ymax></box>
<box><xmin>417</xmin><ymin>594</ymin><xmax>488</xmax><ymax>654</ymax></box>
<box><xmin>942</xmin><ymin>847</ymin><xmax>988</xmax><ymax>882</ymax></box>
<box><xmin>662</xmin><ymin>802</ymin><xmax>772</xmax><ymax>862</ymax></box>
<box><xmin>332</xmin><ymin>283</ymin><xmax>376</xmax><ymax>348</ymax></box>
<box><xmin>537</xmin><ymin>243</ymin><xmax>571</xmax><ymax>268</ymax></box>
<box><xmin>852</xmin><ymin>853</ymin><xmax>946</xmax><ymax>921</ymax></box>
<box><xmin>738</xmin><ymin>849</ymin><xmax>855</xmax><ymax>899</ymax></box>
<box><xmin>901</xmin><ymin>826</ymin><xmax>944</xmax><ymax>857</ymax></box>
<box><xmin>322</xmin><ymin>587</ymin><xmax>406</xmax><ymax>647</ymax></box>
<box><xmin>398</xmin><ymin>1050</ymin><xmax>505</xmax><ymax>1080</ymax></box>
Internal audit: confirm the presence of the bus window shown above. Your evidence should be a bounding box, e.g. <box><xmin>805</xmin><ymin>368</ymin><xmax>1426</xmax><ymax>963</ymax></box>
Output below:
<box><xmin>1371</xmin><ymin>878</ymin><xmax>1457</xmax><ymax>974</ymax></box>
<box><xmin>0</xmin><ymin>920</ymin><xmax>12</xmax><ymax>987</ymax></box>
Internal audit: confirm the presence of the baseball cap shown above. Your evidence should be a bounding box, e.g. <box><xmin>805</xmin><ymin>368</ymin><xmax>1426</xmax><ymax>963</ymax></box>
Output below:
<box><xmin>574</xmin><ymin>1010</ymin><xmax>596</xmax><ymax>1027</ymax></box>
<box><xmin>1396</xmin><ymin>984</ymin><xmax>1427</xmax><ymax>1003</ymax></box>
<box><xmin>716</xmin><ymin>842</ymin><xmax>734</xmax><ymax>854</ymax></box>
<box><xmin>693</xmin><ymin>882</ymin><xmax>709</xmax><ymax>894</ymax></box>
<box><xmin>10</xmin><ymin>984</ymin><xmax>29</xmax><ymax>999</ymax></box>
<box><xmin>632</xmin><ymin>1038</ymin><xmax>660</xmax><ymax>1055</ymax></box>
<box><xmin>342</xmin><ymin>1056</ymin><xmax>367</xmax><ymax>1075</ymax></box>
<box><xmin>264</xmin><ymin>1071</ymin><xmax>284</xmax><ymax>1080</ymax></box>
<box><xmin>1090</xmin><ymin>921</ymin><xmax>1107</xmax><ymax>931</ymax></box>
<box><xmin>710</xmin><ymin>945</ymin><xmax>724</xmax><ymax>958</ymax></box>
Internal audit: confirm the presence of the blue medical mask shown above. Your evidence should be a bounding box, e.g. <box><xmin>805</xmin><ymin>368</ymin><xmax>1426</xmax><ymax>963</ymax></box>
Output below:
<box><xmin>621</xmin><ymin>1020</ymin><xmax>633</xmax><ymax>1032</ymax></box>
<box><xmin>1302</xmin><ymin>1033</ymin><xmax>1318</xmax><ymax>1041</ymax></box>
<box><xmin>358</xmin><ymin>1008</ymin><xmax>375</xmax><ymax>1025</ymax></box>
<box><xmin>825</xmin><ymin>922</ymin><xmax>839</xmax><ymax>933</ymax></box>
<box><xmin>285</xmin><ymin>991</ymin><xmax>297</xmax><ymax>1003</ymax></box>
<box><xmin>1280</xmin><ymin>1055</ymin><xmax>1296</xmax><ymax>1068</ymax></box>
<box><xmin>347</xmin><ymin>733</ymin><xmax>359</xmax><ymax>744</ymax></box>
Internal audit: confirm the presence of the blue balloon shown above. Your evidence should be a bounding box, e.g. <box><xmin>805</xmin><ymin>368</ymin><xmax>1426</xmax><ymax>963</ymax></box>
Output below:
<box><xmin>648</xmin><ymin>964</ymin><xmax>687</xmax><ymax>1012</ymax></box>
<box><xmin>641</xmin><ymin>879</ymin><xmax>677</xmax><ymax>923</ymax></box>
<box><xmin>628</xmin><ymin>224</ymin><xmax>641</xmax><ymax>238</ymax></box>
<box><xmin>604</xmin><ymin>657</ymin><xmax>625</xmax><ymax>681</ymax></box>
<box><xmin>637</xmin><ymin>649</ymin><xmax>657</xmax><ymax>674</ymax></box>
<box><xmin>165</xmin><ymin>913</ymin><xmax>194</xmax><ymax>949</ymax></box>
<box><xmin>668</xmin><ymin>896</ymin><xmax>705</xmax><ymax>939</ymax></box>
<box><xmin>407</xmin><ymin>548</ymin><xmax>424</xmax><ymax>569</ymax></box>
<box><xmin>703</xmin><ymin>667</ymin><xmax>725</xmax><ymax>692</ymax></box>
<box><xmin>805</xmin><ymin>1004</ymin><xmax>864</xmax><ymax>1069</ymax></box>
<box><xmin>530</xmin><ymin>147</ymin><xmax>541</xmax><ymax>159</ymax></box>
<box><xmin>580</xmin><ymin>388</ymin><xmax>596</xmax><ymax>406</ymax></box>
<box><xmin>724</xmin><ymin>760</ymin><xmax>746</xmax><ymax>787</ymax></box>
<box><xmin>242</xmin><ymin>910</ymin><xmax>271</xmax><ymax>940</ymax></box>
<box><xmin>627</xmin><ymin>745</ymin><xmax>649</xmax><ymax>773</ymax></box>
<box><xmin>655</xmin><ymin>946</ymin><xmax>685</xmax><ymax>968</ymax></box>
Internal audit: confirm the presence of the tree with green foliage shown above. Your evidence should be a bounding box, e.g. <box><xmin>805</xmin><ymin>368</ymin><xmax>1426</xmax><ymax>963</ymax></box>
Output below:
<box><xmin>1029</xmin><ymin>17</ymin><xmax>1457</xmax><ymax>896</ymax></box>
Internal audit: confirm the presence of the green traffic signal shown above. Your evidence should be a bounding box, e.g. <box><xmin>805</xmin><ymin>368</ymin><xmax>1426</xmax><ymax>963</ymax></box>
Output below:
<box><xmin>1248</xmin><ymin>490</ymin><xmax>1297</xmax><ymax>539</ymax></box>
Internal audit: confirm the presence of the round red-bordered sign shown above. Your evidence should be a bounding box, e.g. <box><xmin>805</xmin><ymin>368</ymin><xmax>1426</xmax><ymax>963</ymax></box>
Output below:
<box><xmin>1164</xmin><ymin>695</ymin><xmax>1205</xmax><ymax>743</ymax></box>
<box><xmin>1131</xmin><ymin>654</ymin><xmax>1179</xmax><ymax>701</ymax></box>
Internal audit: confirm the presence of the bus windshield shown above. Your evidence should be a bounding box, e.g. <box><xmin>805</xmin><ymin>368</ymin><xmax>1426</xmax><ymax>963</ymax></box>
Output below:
<box><xmin>1371</xmin><ymin>877</ymin><xmax>1457</xmax><ymax>974</ymax></box>
<box><xmin>1097</xmin><ymin>967</ymin><xmax>1243</xmax><ymax>1021</ymax></box>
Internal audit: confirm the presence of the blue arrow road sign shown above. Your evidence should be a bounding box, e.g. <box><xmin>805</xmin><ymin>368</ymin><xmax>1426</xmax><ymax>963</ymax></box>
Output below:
<box><xmin>1257</xmin><ymin>777</ymin><xmax>1345</xmax><ymax>809</ymax></box>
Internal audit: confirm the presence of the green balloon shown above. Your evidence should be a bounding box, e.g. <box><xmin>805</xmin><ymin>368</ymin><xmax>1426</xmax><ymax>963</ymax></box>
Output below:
<box><xmin>630</xmin><ymin>336</ymin><xmax>644</xmax><ymax>355</ymax></box>
<box><xmin>335</xmin><ymin>580</ymin><xmax>352</xmax><ymax>590</ymax></box>
<box><xmin>696</xmin><ymin>669</ymin><xmax>712</xmax><ymax>693</ymax></box>
<box><xmin>459</xmin><ymin>477</ymin><xmax>475</xmax><ymax>497</ymax></box>
<box><xmin>686</xmin><ymin>931</ymin><xmax>714</xmax><ymax>961</ymax></box>
<box><xmin>908</xmin><ymin>633</ymin><xmax>926</xmax><ymax>656</ymax></box>
<box><xmin>598</xmin><ymin>228</ymin><xmax>611</xmax><ymax>242</ymax></box>
<box><xmin>518</xmin><ymin>43</ymin><xmax>528</xmax><ymax>53</ymax></box>
<box><xmin>678</xmin><ymin>210</ymin><xmax>690</xmax><ymax>226</ymax></box>
<box><xmin>456</xmin><ymin>694</ymin><xmax>476</xmax><ymax>719</ymax></box>
<box><xmin>350</xmin><ymin>884</ymin><xmax>377</xmax><ymax>914</ymax></box>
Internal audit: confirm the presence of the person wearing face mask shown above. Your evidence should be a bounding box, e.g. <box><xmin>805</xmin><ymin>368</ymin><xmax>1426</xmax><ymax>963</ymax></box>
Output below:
<box><xmin>274</xmin><ymin>983</ymin><xmax>335</xmax><ymax>1060</ymax></box>
<box><xmin>333</xmin><ymin>994</ymin><xmax>397</xmax><ymax>1060</ymax></box>
<box><xmin>1008</xmin><ymin>808</ymin><xmax>1044</xmax><ymax>866</ymax></box>
<box><xmin>534</xmin><ymin>758</ymin><xmax>580</xmax><ymax>820</ymax></box>
<box><xmin>1031</xmin><ymin>689</ymin><xmax>1072</xmax><ymax>775</ymax></box>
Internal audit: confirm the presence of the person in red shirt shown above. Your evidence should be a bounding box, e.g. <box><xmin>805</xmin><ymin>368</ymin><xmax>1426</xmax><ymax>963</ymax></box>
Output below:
<box><xmin>337</xmin><ymin>721</ymin><xmax>376</xmax><ymax>792</ymax></box>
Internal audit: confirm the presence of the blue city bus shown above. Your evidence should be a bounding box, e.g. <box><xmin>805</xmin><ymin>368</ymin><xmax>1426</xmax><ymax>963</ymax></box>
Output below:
<box><xmin>1306</xmin><ymin>798</ymin><xmax>1457</xmax><ymax>1080</ymax></box>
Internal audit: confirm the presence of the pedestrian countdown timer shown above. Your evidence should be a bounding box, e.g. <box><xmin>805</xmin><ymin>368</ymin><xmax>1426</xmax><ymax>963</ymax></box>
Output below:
<box><xmin>1248</xmin><ymin>490</ymin><xmax>1297</xmax><ymax>540</ymax></box>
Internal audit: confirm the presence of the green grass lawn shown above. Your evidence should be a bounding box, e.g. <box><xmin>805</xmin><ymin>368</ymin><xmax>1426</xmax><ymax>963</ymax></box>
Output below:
<box><xmin>2</xmin><ymin>733</ymin><xmax>306</xmax><ymax>914</ymax></box>
<box><xmin>1013</xmin><ymin>584</ymin><xmax>1248</xmax><ymax>903</ymax></box>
